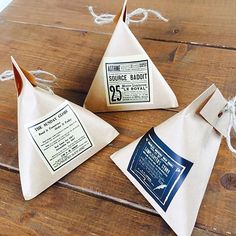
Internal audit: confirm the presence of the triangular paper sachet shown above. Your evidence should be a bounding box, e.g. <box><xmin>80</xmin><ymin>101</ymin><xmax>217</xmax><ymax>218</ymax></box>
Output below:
<box><xmin>84</xmin><ymin>0</ymin><xmax>178</xmax><ymax>112</ymax></box>
<box><xmin>111</xmin><ymin>84</ymin><xmax>229</xmax><ymax>236</ymax></box>
<box><xmin>12</xmin><ymin>57</ymin><xmax>119</xmax><ymax>200</ymax></box>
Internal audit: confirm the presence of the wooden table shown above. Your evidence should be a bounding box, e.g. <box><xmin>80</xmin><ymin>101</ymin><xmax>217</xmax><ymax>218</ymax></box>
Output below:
<box><xmin>0</xmin><ymin>0</ymin><xmax>235</xmax><ymax>235</ymax></box>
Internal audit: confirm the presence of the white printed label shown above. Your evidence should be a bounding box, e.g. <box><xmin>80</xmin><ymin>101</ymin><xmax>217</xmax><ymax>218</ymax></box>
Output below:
<box><xmin>104</xmin><ymin>55</ymin><xmax>152</xmax><ymax>105</ymax></box>
<box><xmin>25</xmin><ymin>101</ymin><xmax>93</xmax><ymax>173</ymax></box>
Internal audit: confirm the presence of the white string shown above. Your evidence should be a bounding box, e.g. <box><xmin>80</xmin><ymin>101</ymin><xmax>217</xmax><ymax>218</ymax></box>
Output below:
<box><xmin>88</xmin><ymin>6</ymin><xmax>115</xmax><ymax>25</ymax></box>
<box><xmin>223</xmin><ymin>96</ymin><xmax>236</xmax><ymax>154</ymax></box>
<box><xmin>0</xmin><ymin>70</ymin><xmax>15</xmax><ymax>81</ymax></box>
<box><xmin>127</xmin><ymin>8</ymin><xmax>168</xmax><ymax>24</ymax></box>
<box><xmin>88</xmin><ymin>6</ymin><xmax>168</xmax><ymax>25</ymax></box>
<box><xmin>0</xmin><ymin>69</ymin><xmax>57</xmax><ymax>93</ymax></box>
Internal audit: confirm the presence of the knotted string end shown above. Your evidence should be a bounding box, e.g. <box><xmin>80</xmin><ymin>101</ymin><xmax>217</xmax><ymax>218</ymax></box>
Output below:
<box><xmin>0</xmin><ymin>69</ymin><xmax>58</xmax><ymax>93</ymax></box>
<box><xmin>88</xmin><ymin>6</ymin><xmax>168</xmax><ymax>25</ymax></box>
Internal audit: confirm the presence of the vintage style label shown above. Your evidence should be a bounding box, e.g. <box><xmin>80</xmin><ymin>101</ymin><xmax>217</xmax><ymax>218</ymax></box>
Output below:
<box><xmin>25</xmin><ymin>101</ymin><xmax>93</xmax><ymax>173</ymax></box>
<box><xmin>127</xmin><ymin>128</ymin><xmax>193</xmax><ymax>211</ymax></box>
<box><xmin>104</xmin><ymin>55</ymin><xmax>152</xmax><ymax>105</ymax></box>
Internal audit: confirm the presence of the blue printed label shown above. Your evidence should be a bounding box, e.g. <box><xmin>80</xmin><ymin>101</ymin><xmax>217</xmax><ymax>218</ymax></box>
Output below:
<box><xmin>127</xmin><ymin>128</ymin><xmax>193</xmax><ymax>212</ymax></box>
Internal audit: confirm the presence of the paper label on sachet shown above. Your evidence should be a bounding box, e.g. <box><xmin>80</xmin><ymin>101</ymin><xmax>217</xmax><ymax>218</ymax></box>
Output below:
<box><xmin>127</xmin><ymin>128</ymin><xmax>193</xmax><ymax>212</ymax></box>
<box><xmin>104</xmin><ymin>55</ymin><xmax>153</xmax><ymax>105</ymax></box>
<box><xmin>25</xmin><ymin>101</ymin><xmax>93</xmax><ymax>174</ymax></box>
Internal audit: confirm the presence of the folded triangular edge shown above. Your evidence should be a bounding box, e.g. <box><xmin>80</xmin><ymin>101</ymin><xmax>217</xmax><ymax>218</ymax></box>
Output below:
<box><xmin>199</xmin><ymin>88</ymin><xmax>229</xmax><ymax>137</ymax></box>
<box><xmin>167</xmin><ymin>84</ymin><xmax>217</xmax><ymax>120</ymax></box>
<box><xmin>84</xmin><ymin>0</ymin><xmax>178</xmax><ymax>112</ymax></box>
<box><xmin>11</xmin><ymin>57</ymin><xmax>119</xmax><ymax>200</ymax></box>
<box><xmin>113</xmin><ymin>0</ymin><xmax>127</xmax><ymax>24</ymax></box>
<box><xmin>11</xmin><ymin>56</ymin><xmax>37</xmax><ymax>96</ymax></box>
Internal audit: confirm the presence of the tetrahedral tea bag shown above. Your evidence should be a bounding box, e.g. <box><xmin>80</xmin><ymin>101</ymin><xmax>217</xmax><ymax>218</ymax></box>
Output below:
<box><xmin>111</xmin><ymin>84</ymin><xmax>234</xmax><ymax>236</ymax></box>
<box><xmin>84</xmin><ymin>0</ymin><xmax>178</xmax><ymax>112</ymax></box>
<box><xmin>12</xmin><ymin>57</ymin><xmax>119</xmax><ymax>200</ymax></box>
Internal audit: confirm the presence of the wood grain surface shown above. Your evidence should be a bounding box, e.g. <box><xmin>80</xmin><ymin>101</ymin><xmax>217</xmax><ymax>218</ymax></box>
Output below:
<box><xmin>2</xmin><ymin>0</ymin><xmax>236</xmax><ymax>48</ymax></box>
<box><xmin>0</xmin><ymin>0</ymin><xmax>235</xmax><ymax>235</ymax></box>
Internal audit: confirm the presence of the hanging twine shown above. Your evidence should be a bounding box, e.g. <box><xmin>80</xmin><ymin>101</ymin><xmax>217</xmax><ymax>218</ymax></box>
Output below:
<box><xmin>221</xmin><ymin>96</ymin><xmax>236</xmax><ymax>154</ymax></box>
<box><xmin>0</xmin><ymin>69</ymin><xmax>57</xmax><ymax>93</ymax></box>
<box><xmin>88</xmin><ymin>6</ymin><xmax>168</xmax><ymax>25</ymax></box>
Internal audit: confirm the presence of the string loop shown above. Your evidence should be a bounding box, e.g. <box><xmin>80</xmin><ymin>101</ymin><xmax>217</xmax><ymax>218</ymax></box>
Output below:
<box><xmin>223</xmin><ymin>96</ymin><xmax>236</xmax><ymax>154</ymax></box>
<box><xmin>88</xmin><ymin>6</ymin><xmax>168</xmax><ymax>25</ymax></box>
<box><xmin>0</xmin><ymin>69</ymin><xmax>57</xmax><ymax>93</ymax></box>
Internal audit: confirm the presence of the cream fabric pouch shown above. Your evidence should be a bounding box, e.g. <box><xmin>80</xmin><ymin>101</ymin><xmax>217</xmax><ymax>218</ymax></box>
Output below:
<box><xmin>84</xmin><ymin>0</ymin><xmax>178</xmax><ymax>112</ymax></box>
<box><xmin>12</xmin><ymin>57</ymin><xmax>119</xmax><ymax>200</ymax></box>
<box><xmin>111</xmin><ymin>84</ymin><xmax>231</xmax><ymax>236</ymax></box>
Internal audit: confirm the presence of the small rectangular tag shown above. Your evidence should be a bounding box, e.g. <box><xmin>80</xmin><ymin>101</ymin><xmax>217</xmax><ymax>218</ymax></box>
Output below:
<box><xmin>127</xmin><ymin>128</ymin><xmax>193</xmax><ymax>212</ymax></box>
<box><xmin>104</xmin><ymin>54</ymin><xmax>153</xmax><ymax>106</ymax></box>
<box><xmin>200</xmin><ymin>89</ymin><xmax>229</xmax><ymax>137</ymax></box>
<box><xmin>25</xmin><ymin>101</ymin><xmax>93</xmax><ymax>174</ymax></box>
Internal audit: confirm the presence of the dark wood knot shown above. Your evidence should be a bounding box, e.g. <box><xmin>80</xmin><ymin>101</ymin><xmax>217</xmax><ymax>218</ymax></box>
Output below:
<box><xmin>220</xmin><ymin>173</ymin><xmax>236</xmax><ymax>191</ymax></box>
<box><xmin>172</xmin><ymin>28</ymin><xmax>179</xmax><ymax>34</ymax></box>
